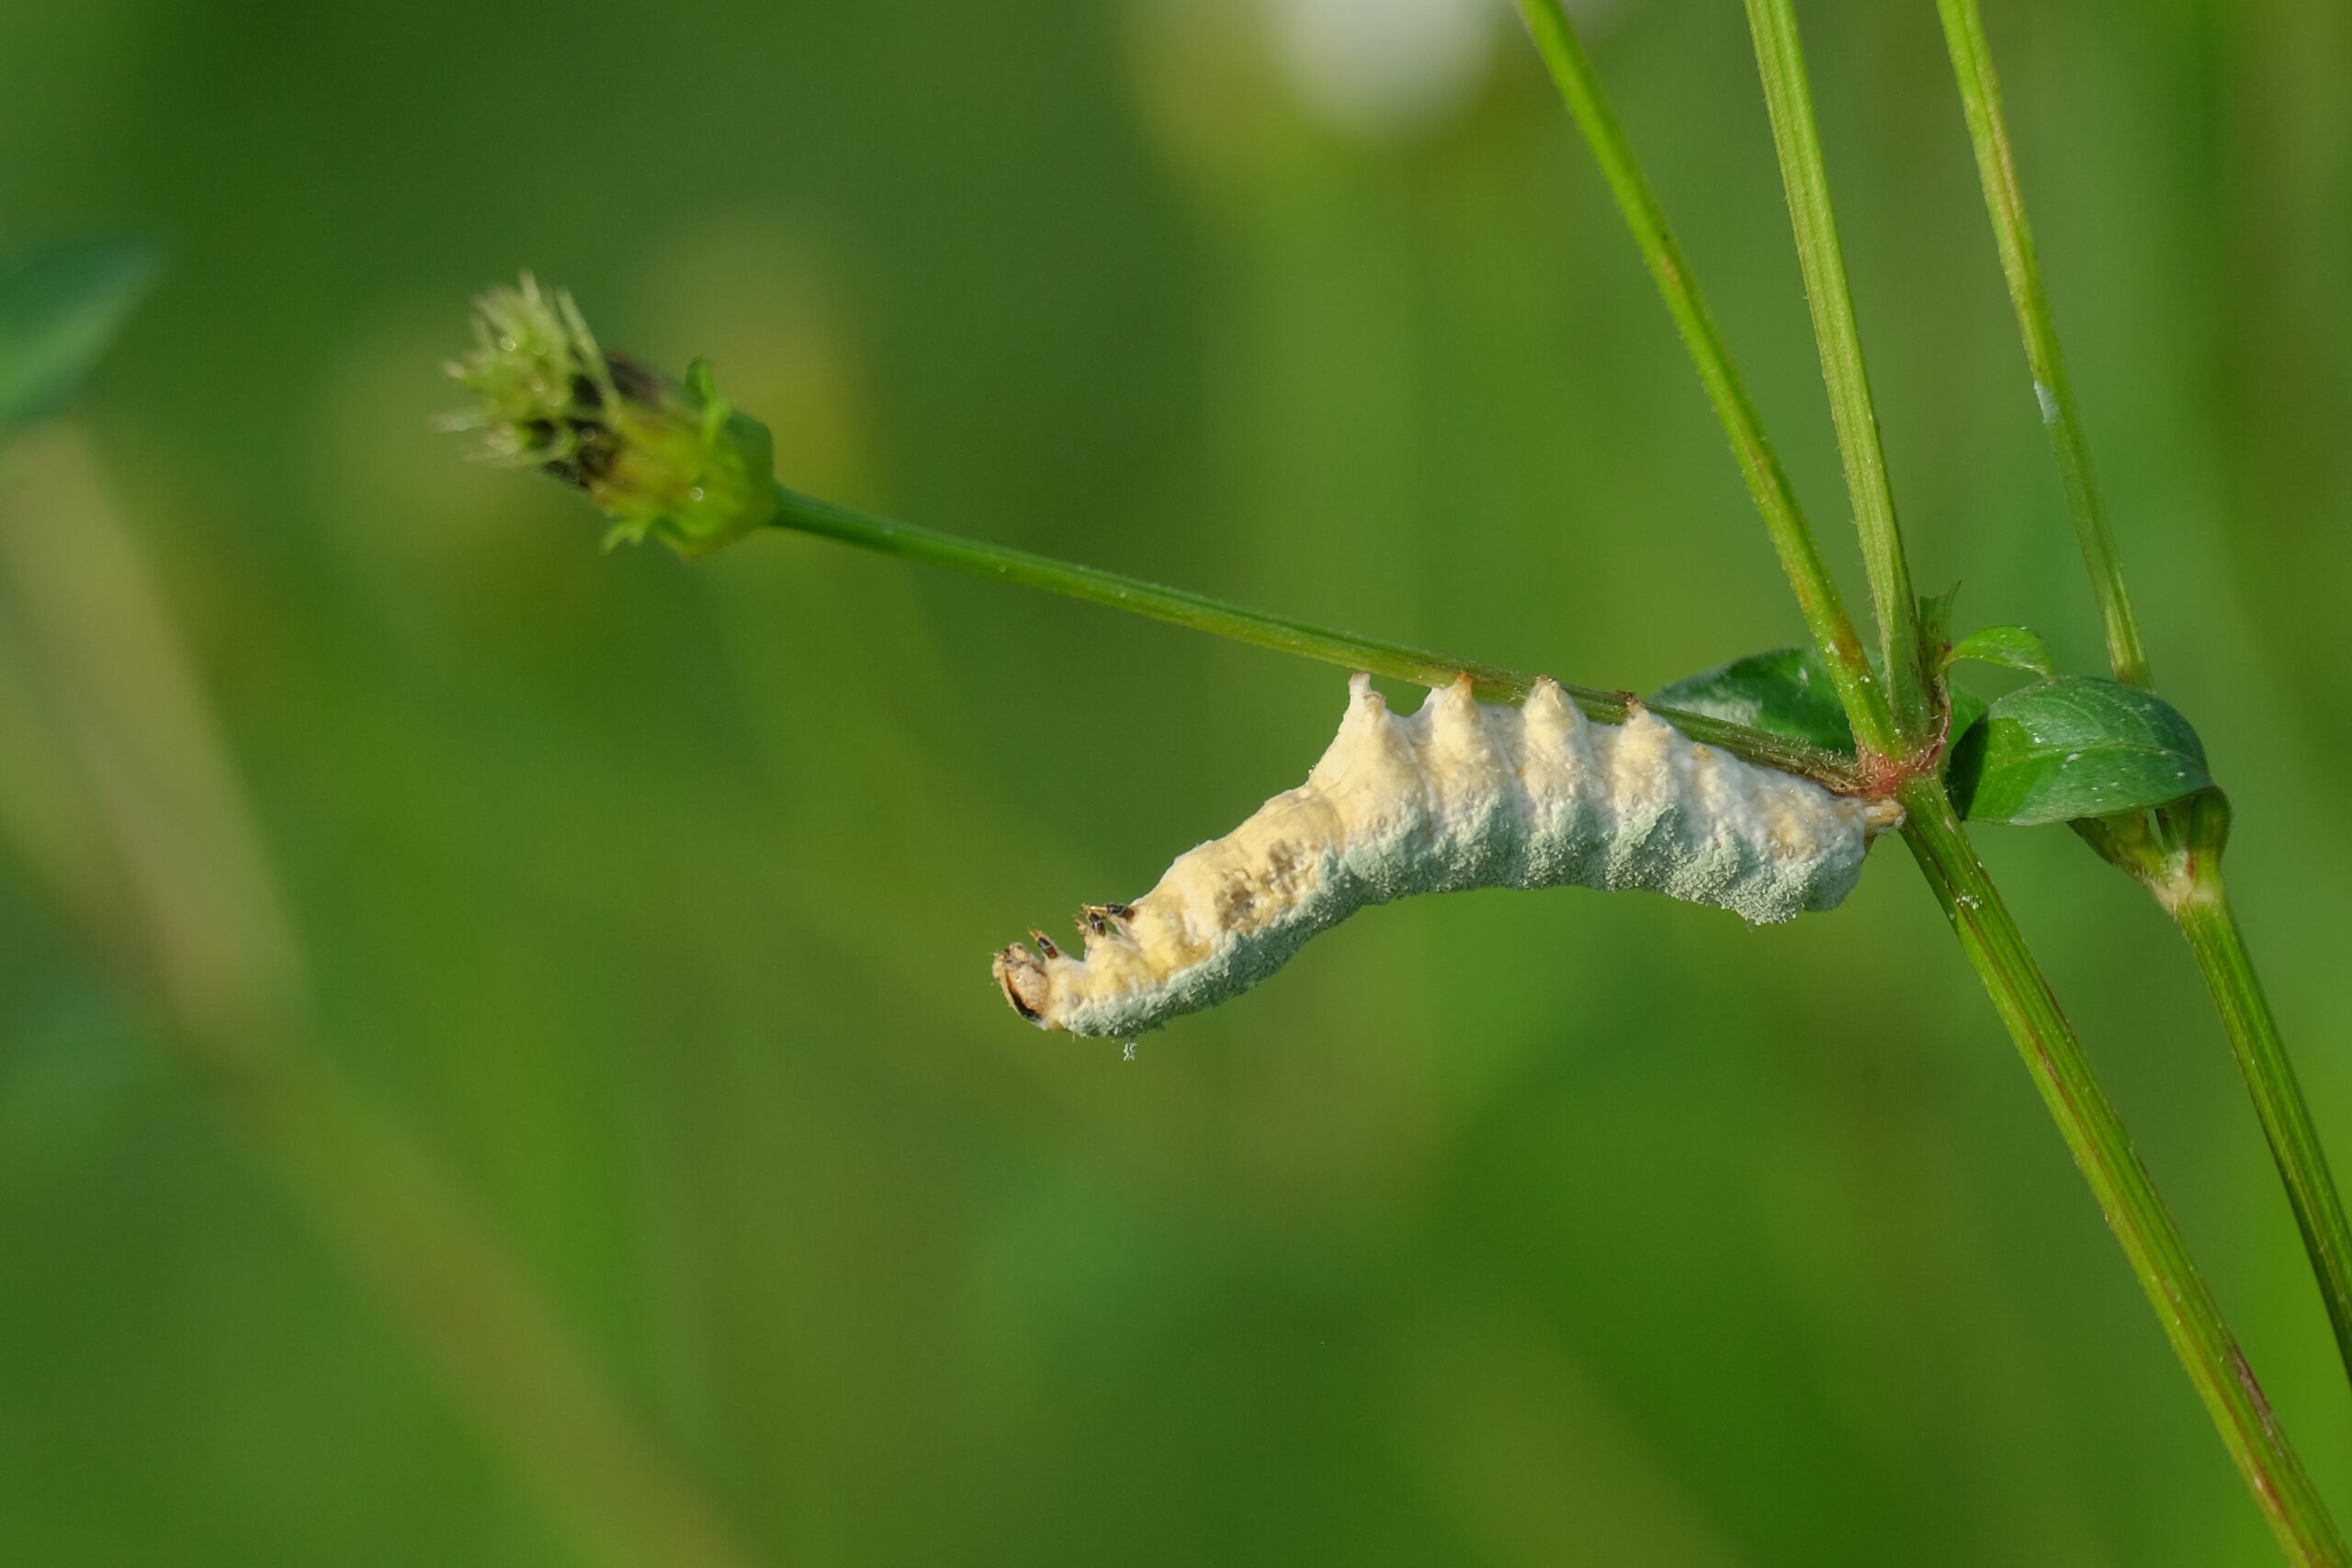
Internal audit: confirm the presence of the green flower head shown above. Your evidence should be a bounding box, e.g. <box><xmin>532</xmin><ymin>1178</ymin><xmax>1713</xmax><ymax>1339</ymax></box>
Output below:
<box><xmin>444</xmin><ymin>274</ymin><xmax>775</xmax><ymax>559</ymax></box>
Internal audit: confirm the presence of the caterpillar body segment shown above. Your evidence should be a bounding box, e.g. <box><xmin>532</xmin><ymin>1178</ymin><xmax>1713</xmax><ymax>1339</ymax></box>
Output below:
<box><xmin>993</xmin><ymin>674</ymin><xmax>1898</xmax><ymax>1038</ymax></box>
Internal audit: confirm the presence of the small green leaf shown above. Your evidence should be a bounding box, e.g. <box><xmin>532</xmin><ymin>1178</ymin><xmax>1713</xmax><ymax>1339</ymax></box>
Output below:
<box><xmin>0</xmin><ymin>238</ymin><xmax>158</xmax><ymax>434</ymax></box>
<box><xmin>1946</xmin><ymin>684</ymin><xmax>1988</xmax><ymax>758</ymax></box>
<box><xmin>1947</xmin><ymin>676</ymin><xmax>2212</xmax><ymax>826</ymax></box>
<box><xmin>1654</xmin><ymin>646</ymin><xmax>1992</xmax><ymax>774</ymax></box>
<box><xmin>1949</xmin><ymin>624</ymin><xmax>2055</xmax><ymax>678</ymax></box>
<box><xmin>1650</xmin><ymin>648</ymin><xmax>1855</xmax><ymax>756</ymax></box>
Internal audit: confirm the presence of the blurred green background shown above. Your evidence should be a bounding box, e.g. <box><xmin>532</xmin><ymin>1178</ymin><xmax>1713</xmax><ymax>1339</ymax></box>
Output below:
<box><xmin>2</xmin><ymin>0</ymin><xmax>2348</xmax><ymax>1562</ymax></box>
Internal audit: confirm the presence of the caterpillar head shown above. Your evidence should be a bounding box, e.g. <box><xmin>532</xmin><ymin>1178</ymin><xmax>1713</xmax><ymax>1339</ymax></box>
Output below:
<box><xmin>991</xmin><ymin>942</ymin><xmax>1054</xmax><ymax>1029</ymax></box>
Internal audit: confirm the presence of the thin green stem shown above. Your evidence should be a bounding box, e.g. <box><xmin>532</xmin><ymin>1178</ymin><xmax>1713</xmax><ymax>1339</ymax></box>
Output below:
<box><xmin>1934</xmin><ymin>0</ymin><xmax>2150</xmax><ymax>689</ymax></box>
<box><xmin>2178</xmin><ymin>877</ymin><xmax>2352</xmax><ymax>1387</ymax></box>
<box><xmin>1942</xmin><ymin>0</ymin><xmax>2352</xmax><ymax>1407</ymax></box>
<box><xmin>1743</xmin><ymin>0</ymin><xmax>1934</xmax><ymax>747</ymax></box>
<box><xmin>1492</xmin><ymin>34</ymin><xmax>2342</xmax><ymax>1522</ymax></box>
<box><xmin>2080</xmin><ymin>802</ymin><xmax>2352</xmax><ymax>1394</ymax></box>
<box><xmin>1900</xmin><ymin>775</ymin><xmax>2346</xmax><ymax>1566</ymax></box>
<box><xmin>769</xmin><ymin>484</ymin><xmax>1861</xmax><ymax>787</ymax></box>
<box><xmin>1509</xmin><ymin>0</ymin><xmax>1899</xmax><ymax>761</ymax></box>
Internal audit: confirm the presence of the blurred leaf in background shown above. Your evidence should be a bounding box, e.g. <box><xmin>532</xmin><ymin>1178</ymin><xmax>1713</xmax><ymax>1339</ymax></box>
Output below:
<box><xmin>0</xmin><ymin>236</ymin><xmax>154</xmax><ymax>433</ymax></box>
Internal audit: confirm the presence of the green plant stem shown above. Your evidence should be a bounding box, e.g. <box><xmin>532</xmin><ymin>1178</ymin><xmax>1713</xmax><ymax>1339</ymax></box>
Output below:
<box><xmin>2075</xmin><ymin>804</ymin><xmax>2352</xmax><ymax>1393</ymax></box>
<box><xmin>1934</xmin><ymin>0</ymin><xmax>2150</xmax><ymax>689</ymax></box>
<box><xmin>2177</xmin><ymin>876</ymin><xmax>2352</xmax><ymax>1385</ymax></box>
<box><xmin>1899</xmin><ymin>775</ymin><xmax>2346</xmax><ymax>1566</ymax></box>
<box><xmin>1941</xmin><ymin>0</ymin><xmax>2352</xmax><ymax>1406</ymax></box>
<box><xmin>1743</xmin><ymin>0</ymin><xmax>1933</xmax><ymax>748</ymax></box>
<box><xmin>1501</xmin><ymin>26</ymin><xmax>2344</xmax><ymax>1523</ymax></box>
<box><xmin>1509</xmin><ymin>0</ymin><xmax>1898</xmax><ymax>762</ymax></box>
<box><xmin>2065</xmin><ymin>805</ymin><xmax>2352</xmax><ymax>1392</ymax></box>
<box><xmin>768</xmin><ymin>484</ymin><xmax>1860</xmax><ymax>787</ymax></box>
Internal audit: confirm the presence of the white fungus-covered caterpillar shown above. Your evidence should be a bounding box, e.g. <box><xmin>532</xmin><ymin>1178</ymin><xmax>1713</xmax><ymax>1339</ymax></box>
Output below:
<box><xmin>992</xmin><ymin>673</ymin><xmax>1901</xmax><ymax>1038</ymax></box>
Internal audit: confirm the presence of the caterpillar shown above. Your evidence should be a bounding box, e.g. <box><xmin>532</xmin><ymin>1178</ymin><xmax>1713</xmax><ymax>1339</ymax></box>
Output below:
<box><xmin>992</xmin><ymin>673</ymin><xmax>1901</xmax><ymax>1038</ymax></box>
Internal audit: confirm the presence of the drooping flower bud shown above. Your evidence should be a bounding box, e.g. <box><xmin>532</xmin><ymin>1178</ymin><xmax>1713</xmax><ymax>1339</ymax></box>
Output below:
<box><xmin>443</xmin><ymin>274</ymin><xmax>775</xmax><ymax>558</ymax></box>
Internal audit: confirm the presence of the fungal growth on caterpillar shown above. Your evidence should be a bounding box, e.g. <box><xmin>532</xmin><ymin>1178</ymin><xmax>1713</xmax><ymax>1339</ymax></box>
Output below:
<box><xmin>993</xmin><ymin>673</ymin><xmax>1903</xmax><ymax>1039</ymax></box>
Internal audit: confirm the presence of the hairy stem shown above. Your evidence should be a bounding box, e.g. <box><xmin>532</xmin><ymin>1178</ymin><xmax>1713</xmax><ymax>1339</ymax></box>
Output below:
<box><xmin>1509</xmin><ymin>0</ymin><xmax>1897</xmax><ymax>761</ymax></box>
<box><xmin>769</xmin><ymin>484</ymin><xmax>1860</xmax><ymax>786</ymax></box>
<box><xmin>1743</xmin><ymin>0</ymin><xmax>1933</xmax><ymax>747</ymax></box>
<box><xmin>1900</xmin><ymin>776</ymin><xmax>2346</xmax><ymax>1565</ymax></box>
<box><xmin>1934</xmin><ymin>0</ymin><xmax>2149</xmax><ymax>688</ymax></box>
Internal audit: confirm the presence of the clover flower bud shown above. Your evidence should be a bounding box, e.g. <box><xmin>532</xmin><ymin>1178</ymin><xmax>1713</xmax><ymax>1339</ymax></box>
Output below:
<box><xmin>443</xmin><ymin>274</ymin><xmax>776</xmax><ymax>558</ymax></box>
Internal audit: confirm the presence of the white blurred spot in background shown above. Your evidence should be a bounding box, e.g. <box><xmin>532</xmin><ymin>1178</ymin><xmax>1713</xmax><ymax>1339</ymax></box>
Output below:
<box><xmin>1134</xmin><ymin>0</ymin><xmax>1626</xmax><ymax>151</ymax></box>
<box><xmin>1262</xmin><ymin>0</ymin><xmax>1510</xmax><ymax>141</ymax></box>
